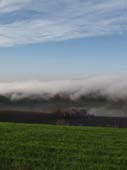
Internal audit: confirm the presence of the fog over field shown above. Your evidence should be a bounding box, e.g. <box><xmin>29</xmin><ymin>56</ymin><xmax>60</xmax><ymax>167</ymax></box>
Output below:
<box><xmin>0</xmin><ymin>74</ymin><xmax>127</xmax><ymax>101</ymax></box>
<box><xmin>0</xmin><ymin>74</ymin><xmax>127</xmax><ymax>117</ymax></box>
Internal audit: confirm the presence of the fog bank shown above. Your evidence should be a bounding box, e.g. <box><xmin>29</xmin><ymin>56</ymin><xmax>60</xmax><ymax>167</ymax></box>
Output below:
<box><xmin>0</xmin><ymin>74</ymin><xmax>127</xmax><ymax>101</ymax></box>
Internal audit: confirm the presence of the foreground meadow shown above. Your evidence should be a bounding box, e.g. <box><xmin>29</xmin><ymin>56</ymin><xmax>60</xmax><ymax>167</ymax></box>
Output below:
<box><xmin>0</xmin><ymin>123</ymin><xmax>127</xmax><ymax>170</ymax></box>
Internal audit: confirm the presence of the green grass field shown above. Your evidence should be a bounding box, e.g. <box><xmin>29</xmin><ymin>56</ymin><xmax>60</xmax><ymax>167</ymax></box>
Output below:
<box><xmin>0</xmin><ymin>123</ymin><xmax>127</xmax><ymax>170</ymax></box>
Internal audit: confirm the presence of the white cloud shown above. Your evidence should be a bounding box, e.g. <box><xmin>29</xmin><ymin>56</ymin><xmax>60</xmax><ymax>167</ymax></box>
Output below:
<box><xmin>0</xmin><ymin>0</ymin><xmax>30</xmax><ymax>13</ymax></box>
<box><xmin>1</xmin><ymin>74</ymin><xmax>127</xmax><ymax>101</ymax></box>
<box><xmin>0</xmin><ymin>0</ymin><xmax>126</xmax><ymax>46</ymax></box>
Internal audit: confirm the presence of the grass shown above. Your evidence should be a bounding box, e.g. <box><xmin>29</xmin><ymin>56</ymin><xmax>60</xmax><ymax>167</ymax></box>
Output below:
<box><xmin>0</xmin><ymin>123</ymin><xmax>127</xmax><ymax>170</ymax></box>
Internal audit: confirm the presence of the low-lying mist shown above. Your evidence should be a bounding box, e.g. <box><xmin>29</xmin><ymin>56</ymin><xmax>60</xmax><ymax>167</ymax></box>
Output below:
<box><xmin>0</xmin><ymin>74</ymin><xmax>127</xmax><ymax>117</ymax></box>
<box><xmin>0</xmin><ymin>74</ymin><xmax>127</xmax><ymax>102</ymax></box>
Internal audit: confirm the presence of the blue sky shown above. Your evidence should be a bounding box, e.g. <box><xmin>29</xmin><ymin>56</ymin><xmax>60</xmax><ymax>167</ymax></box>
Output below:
<box><xmin>0</xmin><ymin>0</ymin><xmax>126</xmax><ymax>81</ymax></box>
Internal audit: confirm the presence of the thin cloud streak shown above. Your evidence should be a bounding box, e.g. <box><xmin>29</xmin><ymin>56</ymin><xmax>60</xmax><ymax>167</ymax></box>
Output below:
<box><xmin>0</xmin><ymin>0</ymin><xmax>30</xmax><ymax>13</ymax></box>
<box><xmin>0</xmin><ymin>0</ymin><xmax>126</xmax><ymax>46</ymax></box>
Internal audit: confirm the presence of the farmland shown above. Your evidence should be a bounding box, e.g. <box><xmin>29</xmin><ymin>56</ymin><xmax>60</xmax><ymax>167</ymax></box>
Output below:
<box><xmin>0</xmin><ymin>122</ymin><xmax>127</xmax><ymax>170</ymax></box>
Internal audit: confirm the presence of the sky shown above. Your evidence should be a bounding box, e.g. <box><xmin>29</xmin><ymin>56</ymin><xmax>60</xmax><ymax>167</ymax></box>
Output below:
<box><xmin>0</xmin><ymin>0</ymin><xmax>126</xmax><ymax>81</ymax></box>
